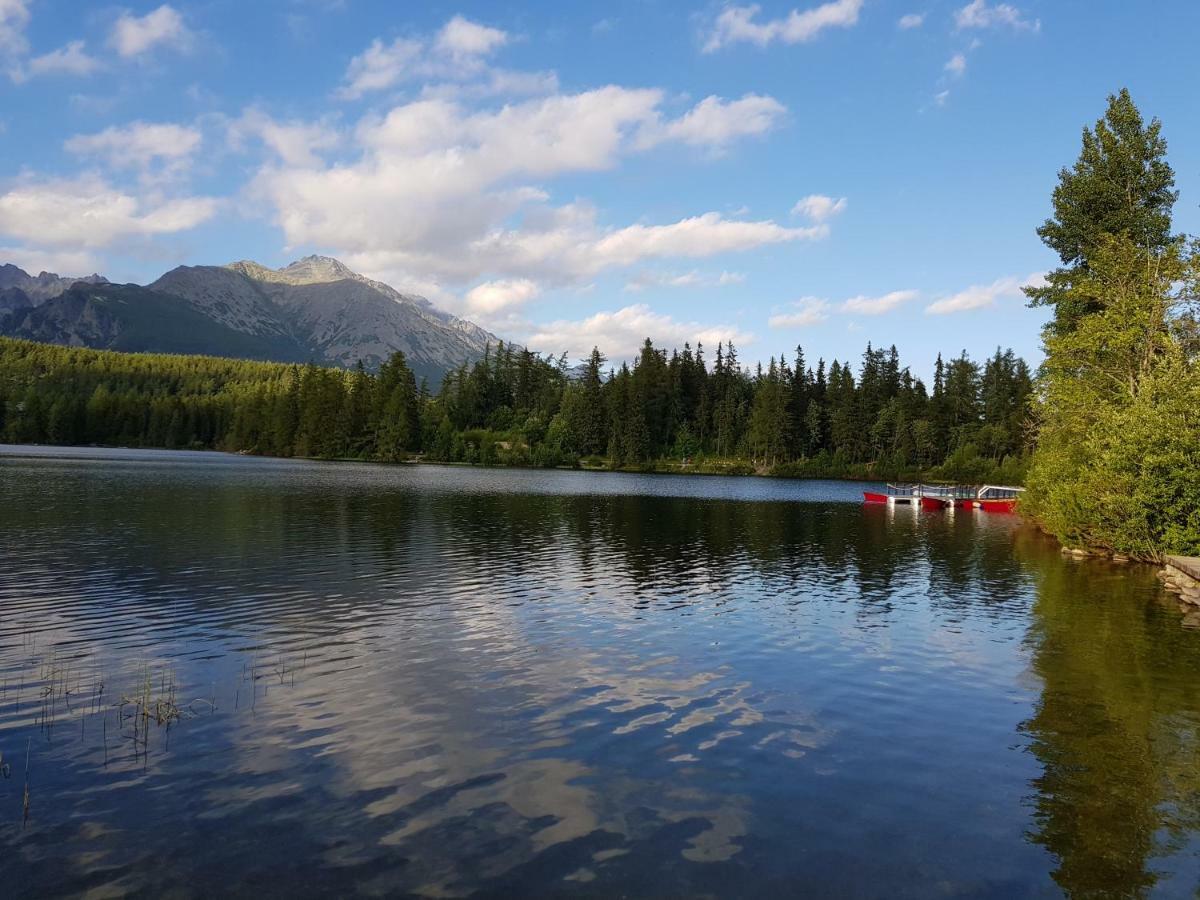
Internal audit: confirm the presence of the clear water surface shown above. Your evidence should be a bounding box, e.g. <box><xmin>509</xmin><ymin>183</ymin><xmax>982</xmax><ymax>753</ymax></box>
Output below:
<box><xmin>1</xmin><ymin>446</ymin><xmax>1198</xmax><ymax>898</ymax></box>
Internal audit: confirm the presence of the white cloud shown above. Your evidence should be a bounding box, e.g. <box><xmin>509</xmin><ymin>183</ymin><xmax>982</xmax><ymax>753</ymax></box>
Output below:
<box><xmin>0</xmin><ymin>3</ymin><xmax>99</xmax><ymax>84</ymax></box>
<box><xmin>767</xmin><ymin>287</ymin><xmax>916</xmax><ymax>328</ymax></box>
<box><xmin>636</xmin><ymin>94</ymin><xmax>786</xmax><ymax>150</ymax></box>
<box><xmin>0</xmin><ymin>245</ymin><xmax>102</xmax><ymax>277</ymax></box>
<box><xmin>26</xmin><ymin>40</ymin><xmax>102</xmax><ymax>78</ymax></box>
<box><xmin>229</xmin><ymin>109</ymin><xmax>341</xmax><ymax>168</ymax></box>
<box><xmin>840</xmin><ymin>289</ymin><xmax>918</xmax><ymax>315</ymax></box>
<box><xmin>253</xmin><ymin>88</ymin><xmax>816</xmax><ymax>287</ymax></box>
<box><xmin>526</xmin><ymin>303</ymin><xmax>752</xmax><ymax>362</ymax></box>
<box><xmin>624</xmin><ymin>269</ymin><xmax>744</xmax><ymax>292</ymax></box>
<box><xmin>338</xmin><ymin>37</ymin><xmax>422</xmax><ymax>98</ymax></box>
<box><xmin>582</xmin><ymin>213</ymin><xmax>818</xmax><ymax>271</ymax></box>
<box><xmin>934</xmin><ymin>89</ymin><xmax>950</xmax><ymax>106</ymax></box>
<box><xmin>464</xmin><ymin>278</ymin><xmax>540</xmax><ymax>315</ymax></box>
<box><xmin>769</xmin><ymin>297</ymin><xmax>830</xmax><ymax>328</ymax></box>
<box><xmin>898</xmin><ymin>13</ymin><xmax>925</xmax><ymax>29</ymax></box>
<box><xmin>65</xmin><ymin>122</ymin><xmax>202</xmax><ymax>177</ymax></box>
<box><xmin>1</xmin><ymin>0</ymin><xmax>30</xmax><ymax>80</ymax></box>
<box><xmin>338</xmin><ymin>15</ymin><xmax>517</xmax><ymax>99</ymax></box>
<box><xmin>792</xmin><ymin>194</ymin><xmax>846</xmax><ymax>222</ymax></box>
<box><xmin>704</xmin><ymin>0</ymin><xmax>864</xmax><ymax>52</ymax></box>
<box><xmin>0</xmin><ymin>0</ymin><xmax>29</xmax><ymax>52</ymax></box>
<box><xmin>944</xmin><ymin>52</ymin><xmax>967</xmax><ymax>76</ymax></box>
<box><xmin>954</xmin><ymin>0</ymin><xmax>1039</xmax><ymax>32</ymax></box>
<box><xmin>3</xmin><ymin>11</ymin><xmax>821</xmax><ymax>297</ymax></box>
<box><xmin>435</xmin><ymin>14</ymin><xmax>508</xmax><ymax>59</ymax></box>
<box><xmin>109</xmin><ymin>4</ymin><xmax>191</xmax><ymax>58</ymax></box>
<box><xmin>924</xmin><ymin>272</ymin><xmax>1044</xmax><ymax>314</ymax></box>
<box><xmin>0</xmin><ymin>176</ymin><xmax>216</xmax><ymax>248</ymax></box>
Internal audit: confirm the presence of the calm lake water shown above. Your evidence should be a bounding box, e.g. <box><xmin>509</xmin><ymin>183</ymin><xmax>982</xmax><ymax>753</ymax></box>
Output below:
<box><xmin>2</xmin><ymin>446</ymin><xmax>1199</xmax><ymax>898</ymax></box>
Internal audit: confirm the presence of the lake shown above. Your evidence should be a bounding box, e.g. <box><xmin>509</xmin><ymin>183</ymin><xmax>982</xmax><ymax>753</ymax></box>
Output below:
<box><xmin>1</xmin><ymin>446</ymin><xmax>1199</xmax><ymax>898</ymax></box>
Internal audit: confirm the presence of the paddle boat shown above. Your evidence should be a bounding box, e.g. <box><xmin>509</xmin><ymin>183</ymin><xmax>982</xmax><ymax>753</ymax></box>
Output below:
<box><xmin>863</xmin><ymin>483</ymin><xmax>1023</xmax><ymax>513</ymax></box>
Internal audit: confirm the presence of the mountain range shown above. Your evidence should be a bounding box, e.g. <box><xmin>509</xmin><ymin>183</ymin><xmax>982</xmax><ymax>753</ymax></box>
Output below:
<box><xmin>0</xmin><ymin>256</ymin><xmax>499</xmax><ymax>383</ymax></box>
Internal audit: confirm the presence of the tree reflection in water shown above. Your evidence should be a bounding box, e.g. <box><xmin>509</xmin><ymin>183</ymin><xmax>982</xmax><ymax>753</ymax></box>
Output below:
<box><xmin>2</xmin><ymin>451</ymin><xmax>1200</xmax><ymax>896</ymax></box>
<box><xmin>1016</xmin><ymin>530</ymin><xmax>1200</xmax><ymax>896</ymax></box>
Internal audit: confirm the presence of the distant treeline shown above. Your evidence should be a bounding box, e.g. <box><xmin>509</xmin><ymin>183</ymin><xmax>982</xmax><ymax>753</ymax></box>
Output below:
<box><xmin>0</xmin><ymin>336</ymin><xmax>1031</xmax><ymax>483</ymax></box>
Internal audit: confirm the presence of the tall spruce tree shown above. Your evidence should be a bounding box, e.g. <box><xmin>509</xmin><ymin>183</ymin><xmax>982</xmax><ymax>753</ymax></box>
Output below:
<box><xmin>578</xmin><ymin>347</ymin><xmax>608</xmax><ymax>455</ymax></box>
<box><xmin>1027</xmin><ymin>88</ymin><xmax>1178</xmax><ymax>334</ymax></box>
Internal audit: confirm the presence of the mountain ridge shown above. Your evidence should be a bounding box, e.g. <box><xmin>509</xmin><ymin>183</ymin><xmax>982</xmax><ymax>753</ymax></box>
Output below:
<box><xmin>0</xmin><ymin>263</ymin><xmax>109</xmax><ymax>307</ymax></box>
<box><xmin>0</xmin><ymin>257</ymin><xmax>501</xmax><ymax>383</ymax></box>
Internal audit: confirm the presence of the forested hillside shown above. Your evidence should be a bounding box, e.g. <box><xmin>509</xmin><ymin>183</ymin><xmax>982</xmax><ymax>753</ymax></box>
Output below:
<box><xmin>0</xmin><ymin>335</ymin><xmax>1031</xmax><ymax>483</ymax></box>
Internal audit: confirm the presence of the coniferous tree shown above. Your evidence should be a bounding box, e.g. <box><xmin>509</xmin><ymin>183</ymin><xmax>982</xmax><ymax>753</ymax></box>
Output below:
<box><xmin>1027</xmin><ymin>88</ymin><xmax>1178</xmax><ymax>334</ymax></box>
<box><xmin>375</xmin><ymin>351</ymin><xmax>420</xmax><ymax>461</ymax></box>
<box><xmin>1</xmin><ymin>334</ymin><xmax>1035</xmax><ymax>482</ymax></box>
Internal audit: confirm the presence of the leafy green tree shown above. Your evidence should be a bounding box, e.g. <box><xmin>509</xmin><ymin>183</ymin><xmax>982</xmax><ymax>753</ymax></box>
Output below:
<box><xmin>1025</xmin><ymin>236</ymin><xmax>1200</xmax><ymax>556</ymax></box>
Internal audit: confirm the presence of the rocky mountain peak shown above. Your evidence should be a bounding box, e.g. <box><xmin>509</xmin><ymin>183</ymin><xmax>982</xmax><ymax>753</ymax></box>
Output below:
<box><xmin>225</xmin><ymin>255</ymin><xmax>441</xmax><ymax>314</ymax></box>
<box><xmin>4</xmin><ymin>254</ymin><xmax>502</xmax><ymax>383</ymax></box>
<box><xmin>226</xmin><ymin>255</ymin><xmax>360</xmax><ymax>287</ymax></box>
<box><xmin>281</xmin><ymin>255</ymin><xmax>356</xmax><ymax>284</ymax></box>
<box><xmin>224</xmin><ymin>260</ymin><xmax>277</xmax><ymax>282</ymax></box>
<box><xmin>0</xmin><ymin>264</ymin><xmax>108</xmax><ymax>302</ymax></box>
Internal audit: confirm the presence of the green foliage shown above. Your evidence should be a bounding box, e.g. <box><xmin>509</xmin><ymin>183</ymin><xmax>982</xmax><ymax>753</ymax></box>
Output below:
<box><xmin>1027</xmin><ymin>88</ymin><xmax>1179</xmax><ymax>335</ymax></box>
<box><xmin>0</xmin><ymin>333</ymin><xmax>1034</xmax><ymax>483</ymax></box>
<box><xmin>929</xmin><ymin>443</ymin><xmax>1028</xmax><ymax>486</ymax></box>
<box><xmin>1025</xmin><ymin>234</ymin><xmax>1200</xmax><ymax>557</ymax></box>
<box><xmin>1022</xmin><ymin>89</ymin><xmax>1200</xmax><ymax>558</ymax></box>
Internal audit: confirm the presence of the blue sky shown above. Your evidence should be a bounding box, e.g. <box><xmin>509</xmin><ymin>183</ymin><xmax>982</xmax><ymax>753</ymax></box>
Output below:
<box><xmin>2</xmin><ymin>0</ymin><xmax>1198</xmax><ymax>375</ymax></box>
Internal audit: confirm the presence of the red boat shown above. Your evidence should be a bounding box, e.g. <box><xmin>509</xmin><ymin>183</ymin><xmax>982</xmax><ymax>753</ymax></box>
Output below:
<box><xmin>957</xmin><ymin>486</ymin><xmax>1023</xmax><ymax>513</ymax></box>
<box><xmin>863</xmin><ymin>483</ymin><xmax>1023</xmax><ymax>513</ymax></box>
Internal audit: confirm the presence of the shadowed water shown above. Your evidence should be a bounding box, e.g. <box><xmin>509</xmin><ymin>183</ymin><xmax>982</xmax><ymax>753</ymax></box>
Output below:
<box><xmin>1</xmin><ymin>446</ymin><xmax>1199</xmax><ymax>898</ymax></box>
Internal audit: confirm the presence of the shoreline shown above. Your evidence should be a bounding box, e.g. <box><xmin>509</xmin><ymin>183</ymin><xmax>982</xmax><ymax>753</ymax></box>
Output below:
<box><xmin>0</xmin><ymin>440</ymin><xmax>957</xmax><ymax>486</ymax></box>
<box><xmin>4</xmin><ymin>441</ymin><xmax>1170</xmax><ymax>565</ymax></box>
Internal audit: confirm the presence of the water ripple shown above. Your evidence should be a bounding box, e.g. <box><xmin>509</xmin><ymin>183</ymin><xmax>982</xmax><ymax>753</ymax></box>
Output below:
<box><xmin>2</xmin><ymin>447</ymin><xmax>1199</xmax><ymax>897</ymax></box>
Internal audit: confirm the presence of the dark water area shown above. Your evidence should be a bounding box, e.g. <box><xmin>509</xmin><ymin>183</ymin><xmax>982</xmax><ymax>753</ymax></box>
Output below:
<box><xmin>1</xmin><ymin>446</ymin><xmax>1199</xmax><ymax>898</ymax></box>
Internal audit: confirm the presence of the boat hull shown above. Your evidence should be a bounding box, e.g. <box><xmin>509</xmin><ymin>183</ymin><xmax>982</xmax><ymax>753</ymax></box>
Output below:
<box><xmin>863</xmin><ymin>491</ymin><xmax>888</xmax><ymax>503</ymax></box>
<box><xmin>955</xmin><ymin>498</ymin><xmax>1019</xmax><ymax>513</ymax></box>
